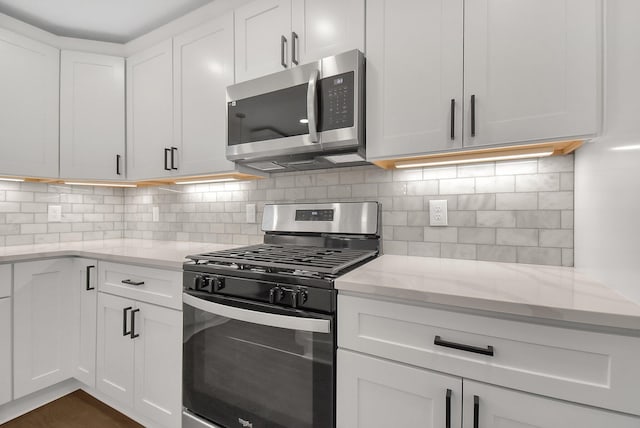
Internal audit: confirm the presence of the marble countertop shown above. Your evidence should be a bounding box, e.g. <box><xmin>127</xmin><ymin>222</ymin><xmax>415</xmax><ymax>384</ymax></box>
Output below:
<box><xmin>0</xmin><ymin>239</ymin><xmax>238</xmax><ymax>270</ymax></box>
<box><xmin>336</xmin><ymin>255</ymin><xmax>640</xmax><ymax>331</ymax></box>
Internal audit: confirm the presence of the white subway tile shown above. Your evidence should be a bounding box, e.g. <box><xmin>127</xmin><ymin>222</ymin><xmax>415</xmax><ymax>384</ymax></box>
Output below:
<box><xmin>538</xmin><ymin>155</ymin><xmax>574</xmax><ymax>173</ymax></box>
<box><xmin>441</xmin><ymin>243</ymin><xmax>476</xmax><ymax>260</ymax></box>
<box><xmin>422</xmin><ymin>166</ymin><xmax>457</xmax><ymax>180</ymax></box>
<box><xmin>457</xmin><ymin>163</ymin><xmax>495</xmax><ymax>178</ymax></box>
<box><xmin>440</xmin><ymin>178</ymin><xmax>475</xmax><ymax>195</ymax></box>
<box><xmin>562</xmin><ymin>249</ymin><xmax>574</xmax><ymax>267</ymax></box>
<box><xmin>477</xmin><ymin>211</ymin><xmax>516</xmax><ymax>228</ymax></box>
<box><xmin>495</xmin><ymin>159</ymin><xmax>538</xmax><ymax>175</ymax></box>
<box><xmin>382</xmin><ymin>211</ymin><xmax>407</xmax><ymax>226</ymax></box>
<box><xmin>393</xmin><ymin>196</ymin><xmax>423</xmax><ymax>211</ymax></box>
<box><xmin>475</xmin><ymin>176</ymin><xmax>515</xmax><ymax>193</ymax></box>
<box><xmin>340</xmin><ymin>170</ymin><xmax>365</xmax><ymax>184</ymax></box>
<box><xmin>477</xmin><ymin>245</ymin><xmax>517</xmax><ymax>263</ymax></box>
<box><xmin>394</xmin><ymin>226</ymin><xmax>424</xmax><ymax>241</ymax></box>
<box><xmin>365</xmin><ymin>168</ymin><xmax>392</xmax><ymax>183</ymax></box>
<box><xmin>539</xmin><ymin>192</ymin><xmax>573</xmax><ymax>209</ymax></box>
<box><xmin>515</xmin><ymin>173</ymin><xmax>560</xmax><ymax>192</ymax></box>
<box><xmin>496</xmin><ymin>229</ymin><xmax>538</xmax><ymax>246</ymax></box>
<box><xmin>447</xmin><ymin>211</ymin><xmax>476</xmax><ymax>227</ymax></box>
<box><xmin>408</xmin><ymin>242</ymin><xmax>440</xmax><ymax>257</ymax></box>
<box><xmin>383</xmin><ymin>241</ymin><xmax>408</xmax><ymax>255</ymax></box>
<box><xmin>423</xmin><ymin>226</ymin><xmax>458</xmax><ymax>243</ymax></box>
<box><xmin>458</xmin><ymin>228</ymin><xmax>495</xmax><ymax>244</ymax></box>
<box><xmin>515</xmin><ymin>211</ymin><xmax>561</xmax><ymax>229</ymax></box>
<box><xmin>327</xmin><ymin>185</ymin><xmax>351</xmax><ymax>198</ymax></box>
<box><xmin>495</xmin><ymin>193</ymin><xmax>538</xmax><ymax>210</ymax></box>
<box><xmin>561</xmin><ymin>210</ymin><xmax>574</xmax><ymax>229</ymax></box>
<box><xmin>458</xmin><ymin>194</ymin><xmax>495</xmax><ymax>211</ymax></box>
<box><xmin>539</xmin><ymin>230</ymin><xmax>573</xmax><ymax>248</ymax></box>
<box><xmin>393</xmin><ymin>168</ymin><xmax>423</xmax><ymax>182</ymax></box>
<box><xmin>517</xmin><ymin>247</ymin><xmax>562</xmax><ymax>266</ymax></box>
<box><xmin>560</xmin><ymin>172</ymin><xmax>574</xmax><ymax>191</ymax></box>
<box><xmin>407</xmin><ymin>180</ymin><xmax>438</xmax><ymax>196</ymax></box>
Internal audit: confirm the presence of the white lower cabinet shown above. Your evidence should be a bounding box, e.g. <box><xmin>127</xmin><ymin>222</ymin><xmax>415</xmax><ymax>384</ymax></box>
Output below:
<box><xmin>337</xmin><ymin>349</ymin><xmax>461</xmax><ymax>428</ymax></box>
<box><xmin>97</xmin><ymin>291</ymin><xmax>182</xmax><ymax>428</ymax></box>
<box><xmin>13</xmin><ymin>259</ymin><xmax>74</xmax><ymax>399</ymax></box>
<box><xmin>0</xmin><ymin>297</ymin><xmax>11</xmax><ymax>406</ymax></box>
<box><xmin>71</xmin><ymin>258</ymin><xmax>98</xmax><ymax>387</ymax></box>
<box><xmin>463</xmin><ymin>380</ymin><xmax>640</xmax><ymax>428</ymax></box>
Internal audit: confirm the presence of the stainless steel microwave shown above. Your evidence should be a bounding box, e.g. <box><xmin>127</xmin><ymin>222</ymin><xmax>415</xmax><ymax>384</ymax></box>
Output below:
<box><xmin>226</xmin><ymin>50</ymin><xmax>365</xmax><ymax>172</ymax></box>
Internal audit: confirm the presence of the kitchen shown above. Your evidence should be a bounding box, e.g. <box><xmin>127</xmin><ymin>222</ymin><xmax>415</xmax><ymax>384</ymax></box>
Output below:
<box><xmin>0</xmin><ymin>0</ymin><xmax>639</xmax><ymax>427</ymax></box>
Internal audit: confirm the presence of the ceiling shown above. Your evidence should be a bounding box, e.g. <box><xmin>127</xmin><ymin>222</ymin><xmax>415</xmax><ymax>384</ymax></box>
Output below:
<box><xmin>0</xmin><ymin>0</ymin><xmax>216</xmax><ymax>43</ymax></box>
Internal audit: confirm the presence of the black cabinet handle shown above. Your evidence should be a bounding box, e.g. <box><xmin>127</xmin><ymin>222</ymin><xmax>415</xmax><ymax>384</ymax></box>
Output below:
<box><xmin>473</xmin><ymin>395</ymin><xmax>479</xmax><ymax>428</ymax></box>
<box><xmin>164</xmin><ymin>148</ymin><xmax>170</xmax><ymax>170</ymax></box>
<box><xmin>281</xmin><ymin>35</ymin><xmax>288</xmax><ymax>68</ymax></box>
<box><xmin>130</xmin><ymin>308</ymin><xmax>140</xmax><ymax>339</ymax></box>
<box><xmin>445</xmin><ymin>389</ymin><xmax>452</xmax><ymax>428</ymax></box>
<box><xmin>123</xmin><ymin>306</ymin><xmax>132</xmax><ymax>336</ymax></box>
<box><xmin>450</xmin><ymin>99</ymin><xmax>455</xmax><ymax>140</ymax></box>
<box><xmin>291</xmin><ymin>32</ymin><xmax>299</xmax><ymax>65</ymax></box>
<box><xmin>86</xmin><ymin>265</ymin><xmax>95</xmax><ymax>291</ymax></box>
<box><xmin>122</xmin><ymin>279</ymin><xmax>145</xmax><ymax>286</ymax></box>
<box><xmin>116</xmin><ymin>154</ymin><xmax>122</xmax><ymax>175</ymax></box>
<box><xmin>470</xmin><ymin>94</ymin><xmax>476</xmax><ymax>137</ymax></box>
<box><xmin>434</xmin><ymin>336</ymin><xmax>494</xmax><ymax>356</ymax></box>
<box><xmin>170</xmin><ymin>146</ymin><xmax>178</xmax><ymax>170</ymax></box>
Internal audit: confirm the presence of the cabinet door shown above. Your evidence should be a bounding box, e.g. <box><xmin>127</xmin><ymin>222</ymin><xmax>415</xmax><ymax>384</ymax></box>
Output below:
<box><xmin>96</xmin><ymin>292</ymin><xmax>135</xmax><ymax>406</ymax></box>
<box><xmin>0</xmin><ymin>28</ymin><xmax>59</xmax><ymax>178</ymax></box>
<box><xmin>13</xmin><ymin>259</ymin><xmax>74</xmax><ymax>399</ymax></box>
<box><xmin>337</xmin><ymin>349</ymin><xmax>461</xmax><ymax>428</ymax></box>
<box><xmin>463</xmin><ymin>380</ymin><xmax>640</xmax><ymax>428</ymax></box>
<box><xmin>71</xmin><ymin>259</ymin><xmax>97</xmax><ymax>387</ymax></box>
<box><xmin>174</xmin><ymin>13</ymin><xmax>237</xmax><ymax>176</ymax></box>
<box><xmin>235</xmin><ymin>0</ymin><xmax>292</xmax><ymax>82</ymax></box>
<box><xmin>60</xmin><ymin>51</ymin><xmax>125</xmax><ymax>180</ymax></box>
<box><xmin>366</xmin><ymin>0</ymin><xmax>463</xmax><ymax>160</ymax></box>
<box><xmin>463</xmin><ymin>0</ymin><xmax>599</xmax><ymax>147</ymax></box>
<box><xmin>0</xmin><ymin>298</ymin><xmax>10</xmax><ymax>406</ymax></box>
<box><xmin>126</xmin><ymin>39</ymin><xmax>174</xmax><ymax>180</ymax></box>
<box><xmin>291</xmin><ymin>0</ymin><xmax>364</xmax><ymax>65</ymax></box>
<box><xmin>133</xmin><ymin>302</ymin><xmax>182</xmax><ymax>428</ymax></box>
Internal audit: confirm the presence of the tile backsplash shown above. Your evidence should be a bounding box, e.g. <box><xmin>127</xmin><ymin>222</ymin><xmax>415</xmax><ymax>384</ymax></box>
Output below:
<box><xmin>0</xmin><ymin>181</ymin><xmax>124</xmax><ymax>246</ymax></box>
<box><xmin>124</xmin><ymin>155</ymin><xmax>575</xmax><ymax>267</ymax></box>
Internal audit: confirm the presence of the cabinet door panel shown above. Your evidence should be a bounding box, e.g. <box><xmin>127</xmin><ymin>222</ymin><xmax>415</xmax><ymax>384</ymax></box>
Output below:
<box><xmin>366</xmin><ymin>0</ymin><xmax>463</xmax><ymax>160</ymax></box>
<box><xmin>60</xmin><ymin>51</ymin><xmax>125</xmax><ymax>180</ymax></box>
<box><xmin>463</xmin><ymin>380</ymin><xmax>640</xmax><ymax>428</ymax></box>
<box><xmin>337</xmin><ymin>349</ymin><xmax>461</xmax><ymax>428</ymax></box>
<box><xmin>0</xmin><ymin>28</ymin><xmax>59</xmax><ymax>178</ymax></box>
<box><xmin>134</xmin><ymin>302</ymin><xmax>182</xmax><ymax>428</ymax></box>
<box><xmin>71</xmin><ymin>258</ymin><xmax>98</xmax><ymax>387</ymax></box>
<box><xmin>291</xmin><ymin>0</ymin><xmax>364</xmax><ymax>64</ymax></box>
<box><xmin>126</xmin><ymin>40</ymin><xmax>174</xmax><ymax>180</ymax></box>
<box><xmin>0</xmin><ymin>298</ymin><xmax>10</xmax><ymax>406</ymax></box>
<box><xmin>96</xmin><ymin>292</ymin><xmax>135</xmax><ymax>406</ymax></box>
<box><xmin>13</xmin><ymin>259</ymin><xmax>74</xmax><ymax>399</ymax></box>
<box><xmin>174</xmin><ymin>13</ymin><xmax>236</xmax><ymax>175</ymax></box>
<box><xmin>464</xmin><ymin>0</ymin><xmax>599</xmax><ymax>147</ymax></box>
<box><xmin>235</xmin><ymin>0</ymin><xmax>292</xmax><ymax>82</ymax></box>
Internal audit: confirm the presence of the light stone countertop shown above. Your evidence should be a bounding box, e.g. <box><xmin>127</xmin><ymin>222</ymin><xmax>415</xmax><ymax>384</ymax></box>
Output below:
<box><xmin>0</xmin><ymin>239</ymin><xmax>239</xmax><ymax>270</ymax></box>
<box><xmin>336</xmin><ymin>255</ymin><xmax>640</xmax><ymax>331</ymax></box>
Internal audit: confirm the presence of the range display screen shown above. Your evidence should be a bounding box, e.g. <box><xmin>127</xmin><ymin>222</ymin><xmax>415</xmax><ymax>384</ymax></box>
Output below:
<box><xmin>295</xmin><ymin>209</ymin><xmax>334</xmax><ymax>221</ymax></box>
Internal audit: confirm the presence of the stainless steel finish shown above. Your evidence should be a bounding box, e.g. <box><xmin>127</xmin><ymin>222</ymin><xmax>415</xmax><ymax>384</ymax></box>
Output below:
<box><xmin>183</xmin><ymin>409</ymin><xmax>223</xmax><ymax>428</ymax></box>
<box><xmin>307</xmin><ymin>69</ymin><xmax>319</xmax><ymax>143</ymax></box>
<box><xmin>291</xmin><ymin>31</ymin><xmax>299</xmax><ymax>65</ymax></box>
<box><xmin>262</xmin><ymin>201</ymin><xmax>378</xmax><ymax>235</ymax></box>
<box><xmin>183</xmin><ymin>293</ymin><xmax>331</xmax><ymax>333</ymax></box>
<box><xmin>226</xmin><ymin>50</ymin><xmax>365</xmax><ymax>168</ymax></box>
<box><xmin>280</xmin><ymin>35</ymin><xmax>287</xmax><ymax>68</ymax></box>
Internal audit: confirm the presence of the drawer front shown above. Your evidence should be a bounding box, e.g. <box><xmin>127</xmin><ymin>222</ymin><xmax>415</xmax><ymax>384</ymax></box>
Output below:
<box><xmin>0</xmin><ymin>264</ymin><xmax>10</xmax><ymax>298</ymax></box>
<box><xmin>99</xmin><ymin>262</ymin><xmax>182</xmax><ymax>309</ymax></box>
<box><xmin>338</xmin><ymin>293</ymin><xmax>640</xmax><ymax>416</ymax></box>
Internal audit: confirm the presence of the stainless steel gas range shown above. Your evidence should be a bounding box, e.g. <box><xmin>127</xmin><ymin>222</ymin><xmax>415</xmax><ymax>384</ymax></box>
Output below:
<box><xmin>182</xmin><ymin>202</ymin><xmax>380</xmax><ymax>428</ymax></box>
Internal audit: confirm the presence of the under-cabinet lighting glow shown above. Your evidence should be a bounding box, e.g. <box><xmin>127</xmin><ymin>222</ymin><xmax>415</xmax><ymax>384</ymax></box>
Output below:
<box><xmin>0</xmin><ymin>177</ymin><xmax>24</xmax><ymax>182</ymax></box>
<box><xmin>176</xmin><ymin>178</ymin><xmax>237</xmax><ymax>185</ymax></box>
<box><xmin>64</xmin><ymin>181</ymin><xmax>137</xmax><ymax>188</ymax></box>
<box><xmin>395</xmin><ymin>151</ymin><xmax>554</xmax><ymax>169</ymax></box>
<box><xmin>611</xmin><ymin>144</ymin><xmax>640</xmax><ymax>151</ymax></box>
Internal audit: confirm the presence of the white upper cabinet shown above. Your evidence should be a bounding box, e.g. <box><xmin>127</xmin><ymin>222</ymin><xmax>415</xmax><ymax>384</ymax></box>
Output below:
<box><xmin>126</xmin><ymin>39</ymin><xmax>174</xmax><ymax>180</ymax></box>
<box><xmin>463</xmin><ymin>0</ymin><xmax>599</xmax><ymax>148</ymax></box>
<box><xmin>60</xmin><ymin>51</ymin><xmax>125</xmax><ymax>180</ymax></box>
<box><xmin>0</xmin><ymin>28</ymin><xmax>59</xmax><ymax>178</ymax></box>
<box><xmin>235</xmin><ymin>0</ymin><xmax>292</xmax><ymax>82</ymax></box>
<box><xmin>291</xmin><ymin>0</ymin><xmax>364</xmax><ymax>65</ymax></box>
<box><xmin>174</xmin><ymin>13</ymin><xmax>237</xmax><ymax>176</ymax></box>
<box><xmin>366</xmin><ymin>0</ymin><xmax>464</xmax><ymax>160</ymax></box>
<box><xmin>235</xmin><ymin>0</ymin><xmax>364</xmax><ymax>82</ymax></box>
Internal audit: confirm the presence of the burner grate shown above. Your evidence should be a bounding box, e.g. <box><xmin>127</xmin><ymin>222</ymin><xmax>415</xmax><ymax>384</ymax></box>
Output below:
<box><xmin>188</xmin><ymin>244</ymin><xmax>377</xmax><ymax>275</ymax></box>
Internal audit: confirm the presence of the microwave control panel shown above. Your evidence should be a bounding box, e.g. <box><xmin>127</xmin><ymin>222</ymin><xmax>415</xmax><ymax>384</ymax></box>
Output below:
<box><xmin>318</xmin><ymin>71</ymin><xmax>355</xmax><ymax>131</ymax></box>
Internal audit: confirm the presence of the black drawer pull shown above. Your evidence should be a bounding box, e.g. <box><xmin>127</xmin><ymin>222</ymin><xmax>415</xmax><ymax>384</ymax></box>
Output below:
<box><xmin>130</xmin><ymin>308</ymin><xmax>140</xmax><ymax>339</ymax></box>
<box><xmin>123</xmin><ymin>306</ymin><xmax>132</xmax><ymax>336</ymax></box>
<box><xmin>122</xmin><ymin>279</ymin><xmax>145</xmax><ymax>286</ymax></box>
<box><xmin>445</xmin><ymin>389</ymin><xmax>452</xmax><ymax>428</ymax></box>
<box><xmin>85</xmin><ymin>265</ymin><xmax>95</xmax><ymax>291</ymax></box>
<box><xmin>434</xmin><ymin>336</ymin><xmax>494</xmax><ymax>356</ymax></box>
<box><xmin>474</xmin><ymin>395</ymin><xmax>479</xmax><ymax>428</ymax></box>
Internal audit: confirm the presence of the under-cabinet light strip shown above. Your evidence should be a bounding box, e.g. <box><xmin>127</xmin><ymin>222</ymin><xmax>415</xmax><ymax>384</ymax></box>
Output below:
<box><xmin>175</xmin><ymin>178</ymin><xmax>237</xmax><ymax>185</ymax></box>
<box><xmin>64</xmin><ymin>181</ymin><xmax>137</xmax><ymax>188</ymax></box>
<box><xmin>0</xmin><ymin>177</ymin><xmax>25</xmax><ymax>182</ymax></box>
<box><xmin>394</xmin><ymin>150</ymin><xmax>554</xmax><ymax>169</ymax></box>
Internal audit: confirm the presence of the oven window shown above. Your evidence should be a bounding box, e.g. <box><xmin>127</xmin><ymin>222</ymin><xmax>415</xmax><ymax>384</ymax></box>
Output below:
<box><xmin>228</xmin><ymin>83</ymin><xmax>311</xmax><ymax>145</ymax></box>
<box><xmin>183</xmin><ymin>303</ymin><xmax>334</xmax><ymax>428</ymax></box>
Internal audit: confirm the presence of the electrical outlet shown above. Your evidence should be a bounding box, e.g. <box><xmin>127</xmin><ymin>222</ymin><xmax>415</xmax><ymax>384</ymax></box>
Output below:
<box><xmin>152</xmin><ymin>206</ymin><xmax>160</xmax><ymax>222</ymax></box>
<box><xmin>429</xmin><ymin>200</ymin><xmax>448</xmax><ymax>226</ymax></box>
<box><xmin>48</xmin><ymin>205</ymin><xmax>62</xmax><ymax>222</ymax></box>
<box><xmin>246</xmin><ymin>204</ymin><xmax>256</xmax><ymax>223</ymax></box>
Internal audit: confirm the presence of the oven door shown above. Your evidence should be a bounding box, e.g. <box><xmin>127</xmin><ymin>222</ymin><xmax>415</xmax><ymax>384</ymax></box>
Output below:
<box><xmin>182</xmin><ymin>292</ymin><xmax>335</xmax><ymax>428</ymax></box>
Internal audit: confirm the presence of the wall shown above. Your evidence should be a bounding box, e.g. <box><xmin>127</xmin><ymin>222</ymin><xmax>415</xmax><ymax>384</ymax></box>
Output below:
<box><xmin>575</xmin><ymin>0</ymin><xmax>640</xmax><ymax>302</ymax></box>
<box><xmin>125</xmin><ymin>156</ymin><xmax>575</xmax><ymax>266</ymax></box>
<box><xmin>0</xmin><ymin>181</ymin><xmax>124</xmax><ymax>246</ymax></box>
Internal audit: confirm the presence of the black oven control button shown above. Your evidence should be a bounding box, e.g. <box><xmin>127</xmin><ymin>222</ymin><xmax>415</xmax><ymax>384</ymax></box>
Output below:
<box><xmin>269</xmin><ymin>286</ymin><xmax>283</xmax><ymax>304</ymax></box>
<box><xmin>291</xmin><ymin>289</ymin><xmax>308</xmax><ymax>309</ymax></box>
<box><xmin>211</xmin><ymin>276</ymin><xmax>225</xmax><ymax>292</ymax></box>
<box><xmin>193</xmin><ymin>275</ymin><xmax>205</xmax><ymax>291</ymax></box>
<box><xmin>195</xmin><ymin>275</ymin><xmax>213</xmax><ymax>293</ymax></box>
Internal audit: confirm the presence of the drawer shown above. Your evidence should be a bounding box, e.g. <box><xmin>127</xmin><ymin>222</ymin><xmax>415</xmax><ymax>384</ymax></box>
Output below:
<box><xmin>338</xmin><ymin>293</ymin><xmax>640</xmax><ymax>416</ymax></box>
<box><xmin>0</xmin><ymin>264</ymin><xmax>10</xmax><ymax>298</ymax></box>
<box><xmin>98</xmin><ymin>262</ymin><xmax>182</xmax><ymax>309</ymax></box>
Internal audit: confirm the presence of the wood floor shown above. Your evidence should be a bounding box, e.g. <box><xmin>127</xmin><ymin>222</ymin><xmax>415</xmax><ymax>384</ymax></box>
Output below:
<box><xmin>1</xmin><ymin>390</ymin><xmax>143</xmax><ymax>428</ymax></box>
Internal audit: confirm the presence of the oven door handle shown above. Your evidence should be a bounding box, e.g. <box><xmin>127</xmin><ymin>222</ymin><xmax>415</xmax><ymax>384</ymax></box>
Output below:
<box><xmin>183</xmin><ymin>293</ymin><xmax>330</xmax><ymax>334</ymax></box>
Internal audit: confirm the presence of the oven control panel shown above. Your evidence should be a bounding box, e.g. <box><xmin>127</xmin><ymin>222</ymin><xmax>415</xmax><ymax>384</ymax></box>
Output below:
<box><xmin>295</xmin><ymin>209</ymin><xmax>334</xmax><ymax>221</ymax></box>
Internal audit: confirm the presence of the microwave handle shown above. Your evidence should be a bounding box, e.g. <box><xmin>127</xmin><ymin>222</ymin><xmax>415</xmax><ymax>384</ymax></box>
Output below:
<box><xmin>307</xmin><ymin>69</ymin><xmax>320</xmax><ymax>143</ymax></box>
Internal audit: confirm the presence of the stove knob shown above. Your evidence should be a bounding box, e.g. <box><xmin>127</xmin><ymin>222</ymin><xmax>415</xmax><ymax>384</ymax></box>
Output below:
<box><xmin>269</xmin><ymin>286</ymin><xmax>282</xmax><ymax>304</ymax></box>
<box><xmin>212</xmin><ymin>276</ymin><xmax>225</xmax><ymax>292</ymax></box>
<box><xmin>192</xmin><ymin>275</ymin><xmax>204</xmax><ymax>291</ymax></box>
<box><xmin>291</xmin><ymin>289</ymin><xmax>308</xmax><ymax>309</ymax></box>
